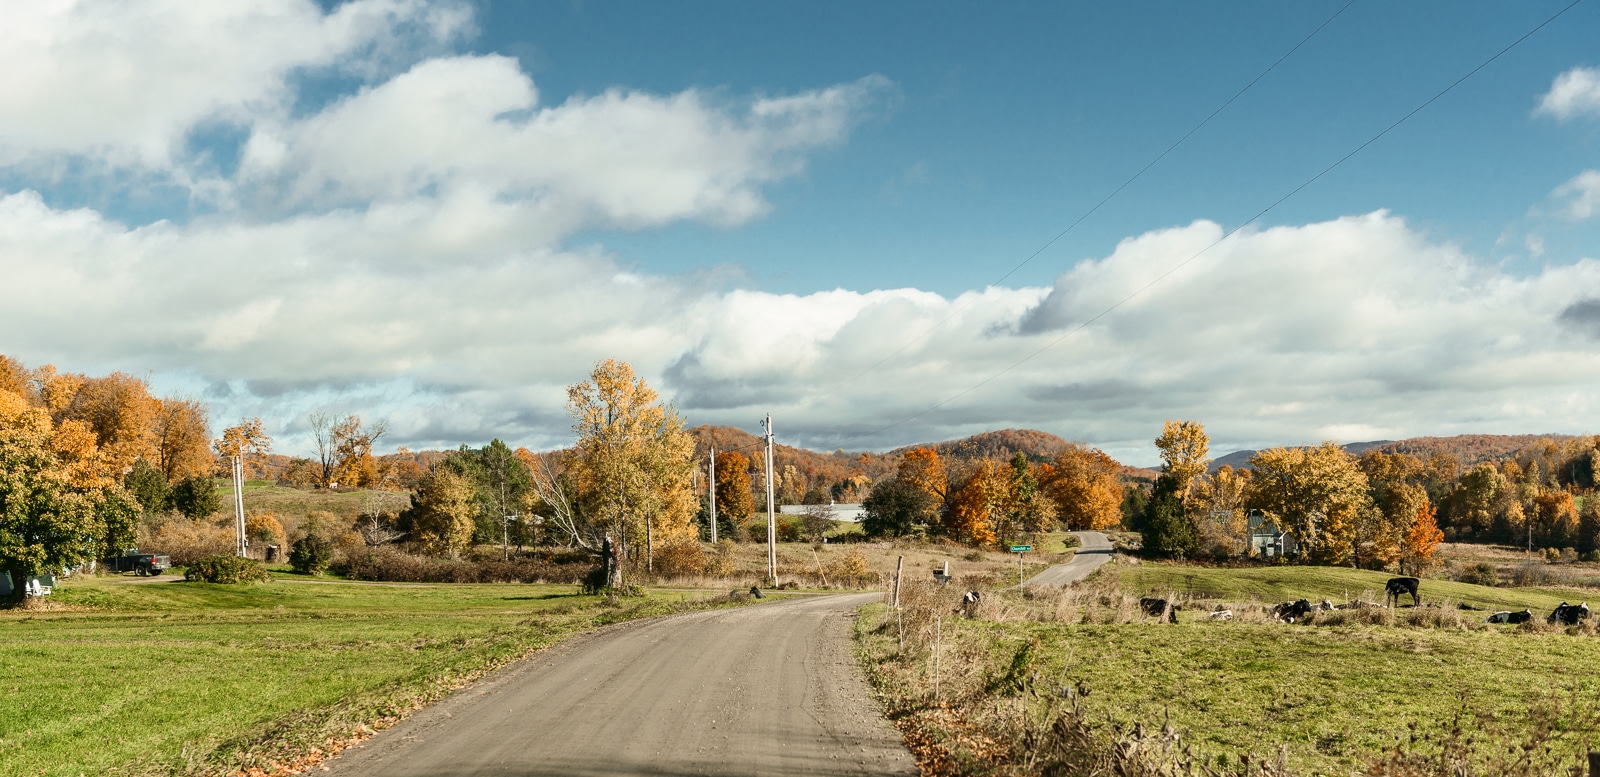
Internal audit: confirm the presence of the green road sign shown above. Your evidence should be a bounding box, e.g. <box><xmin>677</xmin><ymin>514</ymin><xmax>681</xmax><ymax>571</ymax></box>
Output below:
<box><xmin>1009</xmin><ymin>545</ymin><xmax>1032</xmax><ymax>553</ymax></box>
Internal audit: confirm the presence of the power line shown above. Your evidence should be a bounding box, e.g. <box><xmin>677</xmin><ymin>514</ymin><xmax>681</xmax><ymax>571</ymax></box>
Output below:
<box><xmin>799</xmin><ymin>0</ymin><xmax>1357</xmax><ymax>408</ymax></box>
<box><xmin>825</xmin><ymin>0</ymin><xmax>1584</xmax><ymax>450</ymax></box>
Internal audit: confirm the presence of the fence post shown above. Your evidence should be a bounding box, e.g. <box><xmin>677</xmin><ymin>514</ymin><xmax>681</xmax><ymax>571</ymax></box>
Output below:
<box><xmin>1587</xmin><ymin>751</ymin><xmax>1599</xmax><ymax>777</ymax></box>
<box><xmin>892</xmin><ymin>555</ymin><xmax>903</xmax><ymax>609</ymax></box>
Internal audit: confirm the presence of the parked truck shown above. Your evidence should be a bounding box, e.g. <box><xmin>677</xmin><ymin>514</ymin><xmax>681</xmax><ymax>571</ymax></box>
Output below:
<box><xmin>104</xmin><ymin>548</ymin><xmax>171</xmax><ymax>577</ymax></box>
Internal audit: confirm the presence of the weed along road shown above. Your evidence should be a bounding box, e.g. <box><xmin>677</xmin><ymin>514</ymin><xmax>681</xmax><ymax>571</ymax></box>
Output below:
<box><xmin>325</xmin><ymin>592</ymin><xmax>916</xmax><ymax>777</ymax></box>
<box><xmin>1026</xmin><ymin>530</ymin><xmax>1113</xmax><ymax>587</ymax></box>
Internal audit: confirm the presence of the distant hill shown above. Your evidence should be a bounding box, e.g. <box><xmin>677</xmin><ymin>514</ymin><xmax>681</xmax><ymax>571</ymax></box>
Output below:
<box><xmin>1208</xmin><ymin>434</ymin><xmax>1576</xmax><ymax>473</ymax></box>
<box><xmin>890</xmin><ymin>428</ymin><xmax>1074</xmax><ymax>462</ymax></box>
<box><xmin>1208</xmin><ymin>441</ymin><xmax>1391</xmax><ymax>472</ymax></box>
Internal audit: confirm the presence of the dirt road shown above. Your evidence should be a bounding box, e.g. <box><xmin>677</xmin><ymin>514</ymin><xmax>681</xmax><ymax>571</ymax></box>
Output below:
<box><xmin>326</xmin><ymin>593</ymin><xmax>916</xmax><ymax>777</ymax></box>
<box><xmin>1026</xmin><ymin>530</ymin><xmax>1113</xmax><ymax>587</ymax></box>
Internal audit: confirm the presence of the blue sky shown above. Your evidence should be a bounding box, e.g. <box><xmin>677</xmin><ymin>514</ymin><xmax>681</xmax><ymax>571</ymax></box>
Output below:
<box><xmin>1</xmin><ymin>1</ymin><xmax>1598</xmax><ymax>464</ymax></box>
<box><xmin>481</xmin><ymin>1</ymin><xmax>1599</xmax><ymax>293</ymax></box>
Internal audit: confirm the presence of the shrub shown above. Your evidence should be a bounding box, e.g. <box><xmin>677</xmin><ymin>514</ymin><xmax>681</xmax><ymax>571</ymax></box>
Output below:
<box><xmin>138</xmin><ymin>516</ymin><xmax>234</xmax><ymax>566</ymax></box>
<box><xmin>185</xmin><ymin>555</ymin><xmax>270</xmax><ymax>584</ymax></box>
<box><xmin>1456</xmin><ymin>562</ymin><xmax>1499</xmax><ymax>587</ymax></box>
<box><xmin>169</xmin><ymin>475</ymin><xmax>223</xmax><ymax>520</ymax></box>
<box><xmin>290</xmin><ymin>534</ymin><xmax>334</xmax><ymax>575</ymax></box>
<box><xmin>705</xmin><ymin>539</ymin><xmax>738</xmax><ymax>577</ymax></box>
<box><xmin>653</xmin><ymin>539</ymin><xmax>706</xmax><ymax>577</ymax></box>
<box><xmin>826</xmin><ymin>549</ymin><xmax>876</xmax><ymax>588</ymax></box>
<box><xmin>334</xmin><ymin>546</ymin><xmax>596</xmax><ymax>584</ymax></box>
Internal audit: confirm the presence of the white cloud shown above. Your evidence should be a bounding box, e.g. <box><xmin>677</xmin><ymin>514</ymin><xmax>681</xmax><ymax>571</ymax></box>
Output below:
<box><xmin>0</xmin><ymin>0</ymin><xmax>470</xmax><ymax>173</ymax></box>
<box><xmin>1536</xmin><ymin>66</ymin><xmax>1600</xmax><ymax>120</ymax></box>
<box><xmin>241</xmin><ymin>56</ymin><xmax>889</xmax><ymax>232</ymax></box>
<box><xmin>3</xmin><ymin>190</ymin><xmax>1599</xmax><ymax>462</ymax></box>
<box><xmin>1550</xmin><ymin>170</ymin><xmax>1600</xmax><ymax>221</ymax></box>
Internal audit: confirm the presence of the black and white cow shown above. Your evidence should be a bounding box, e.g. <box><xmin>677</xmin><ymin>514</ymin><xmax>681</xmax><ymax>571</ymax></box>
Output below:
<box><xmin>1485</xmin><ymin>609</ymin><xmax>1534</xmax><ymax>624</ymax></box>
<box><xmin>1273</xmin><ymin>599</ymin><xmax>1314</xmax><ymax>623</ymax></box>
<box><xmin>1548</xmin><ymin>601</ymin><xmax>1590</xmax><ymax>626</ymax></box>
<box><xmin>1385</xmin><ymin>577</ymin><xmax>1420</xmax><ymax>607</ymax></box>
<box><xmin>1139</xmin><ymin>597</ymin><xmax>1179</xmax><ymax>623</ymax></box>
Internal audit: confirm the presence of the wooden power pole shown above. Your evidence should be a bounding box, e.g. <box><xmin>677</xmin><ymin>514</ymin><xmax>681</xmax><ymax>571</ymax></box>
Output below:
<box><xmin>708</xmin><ymin>446</ymin><xmax>717</xmax><ymax>543</ymax></box>
<box><xmin>765</xmin><ymin>415</ymin><xmax>776</xmax><ymax>585</ymax></box>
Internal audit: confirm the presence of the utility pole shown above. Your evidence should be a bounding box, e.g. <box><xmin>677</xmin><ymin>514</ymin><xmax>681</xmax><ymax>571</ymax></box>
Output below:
<box><xmin>708</xmin><ymin>446</ymin><xmax>718</xmax><ymax>543</ymax></box>
<box><xmin>765</xmin><ymin>414</ymin><xmax>776</xmax><ymax>585</ymax></box>
<box><xmin>232</xmin><ymin>455</ymin><xmax>247</xmax><ymax>557</ymax></box>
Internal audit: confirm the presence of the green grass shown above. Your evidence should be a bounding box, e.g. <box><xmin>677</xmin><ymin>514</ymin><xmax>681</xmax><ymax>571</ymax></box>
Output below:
<box><xmin>1</xmin><ymin>576</ymin><xmax>743</xmax><ymax>777</ymax></box>
<box><xmin>958</xmin><ymin>618</ymin><xmax>1600</xmax><ymax>774</ymax></box>
<box><xmin>1119</xmin><ymin>564</ymin><xmax>1587</xmax><ymax>613</ymax></box>
<box><xmin>859</xmin><ymin>562</ymin><xmax>1600</xmax><ymax>776</ymax></box>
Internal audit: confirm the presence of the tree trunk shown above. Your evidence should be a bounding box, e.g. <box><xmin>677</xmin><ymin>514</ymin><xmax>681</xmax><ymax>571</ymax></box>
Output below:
<box><xmin>6</xmin><ymin>565</ymin><xmax>32</xmax><ymax>605</ymax></box>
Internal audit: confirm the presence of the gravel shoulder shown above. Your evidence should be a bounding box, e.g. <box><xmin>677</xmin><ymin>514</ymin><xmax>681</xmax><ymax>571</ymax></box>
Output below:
<box><xmin>325</xmin><ymin>593</ymin><xmax>916</xmax><ymax>777</ymax></box>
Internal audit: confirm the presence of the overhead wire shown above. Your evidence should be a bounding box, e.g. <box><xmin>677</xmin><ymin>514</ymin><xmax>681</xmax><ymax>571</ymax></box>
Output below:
<box><xmin>821</xmin><ymin>0</ymin><xmax>1585</xmax><ymax>450</ymax></box>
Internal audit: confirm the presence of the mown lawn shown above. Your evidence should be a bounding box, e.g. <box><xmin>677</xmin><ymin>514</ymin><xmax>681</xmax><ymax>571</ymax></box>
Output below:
<box><xmin>0</xmin><ymin>576</ymin><xmax>743</xmax><ymax>777</ymax></box>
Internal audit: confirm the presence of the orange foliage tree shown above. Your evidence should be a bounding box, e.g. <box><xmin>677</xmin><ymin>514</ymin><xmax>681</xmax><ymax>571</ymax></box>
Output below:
<box><xmin>897</xmin><ymin>448</ymin><xmax>948</xmax><ymax>506</ymax></box>
<box><xmin>1039</xmin><ymin>444</ymin><xmax>1123</xmax><ymax>530</ymax></box>
<box><xmin>1402</xmin><ymin>500</ymin><xmax>1444</xmax><ymax>573</ymax></box>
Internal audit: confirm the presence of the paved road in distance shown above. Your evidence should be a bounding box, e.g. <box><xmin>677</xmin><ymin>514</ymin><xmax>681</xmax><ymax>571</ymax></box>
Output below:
<box><xmin>326</xmin><ymin>593</ymin><xmax>916</xmax><ymax>777</ymax></box>
<box><xmin>1025</xmin><ymin>530</ymin><xmax>1114</xmax><ymax>587</ymax></box>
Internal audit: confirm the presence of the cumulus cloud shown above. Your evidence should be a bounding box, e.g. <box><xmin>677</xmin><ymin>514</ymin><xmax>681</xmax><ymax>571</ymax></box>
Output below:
<box><xmin>0</xmin><ymin>0</ymin><xmax>471</xmax><ymax>173</ymax></box>
<box><xmin>1550</xmin><ymin>170</ymin><xmax>1600</xmax><ymax>221</ymax></box>
<box><xmin>2</xmin><ymin>4</ymin><xmax>1598</xmax><ymax>464</ymax></box>
<box><xmin>240</xmin><ymin>55</ymin><xmax>890</xmax><ymax>231</ymax></box>
<box><xmin>1536</xmin><ymin>66</ymin><xmax>1600</xmax><ymax>120</ymax></box>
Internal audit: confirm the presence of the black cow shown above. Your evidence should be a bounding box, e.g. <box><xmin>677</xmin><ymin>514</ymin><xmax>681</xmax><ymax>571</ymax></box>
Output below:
<box><xmin>1548</xmin><ymin>601</ymin><xmax>1590</xmax><ymax>626</ymax></box>
<box><xmin>1139</xmin><ymin>597</ymin><xmax>1179</xmax><ymax>623</ymax></box>
<box><xmin>1485</xmin><ymin>609</ymin><xmax>1533</xmax><ymax>624</ymax></box>
<box><xmin>1273</xmin><ymin>599</ymin><xmax>1313</xmax><ymax>623</ymax></box>
<box><xmin>1385</xmin><ymin>577</ymin><xmax>1420</xmax><ymax>607</ymax></box>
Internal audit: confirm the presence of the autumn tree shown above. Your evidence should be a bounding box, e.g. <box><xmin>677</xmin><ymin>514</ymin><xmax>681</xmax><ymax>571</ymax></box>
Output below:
<box><xmin>898</xmin><ymin>448</ymin><xmax>948</xmax><ymax>506</ymax></box>
<box><xmin>0</xmin><ymin>389</ymin><xmax>137</xmax><ymax>602</ymax></box>
<box><xmin>1530</xmin><ymin>491</ymin><xmax>1580</xmax><ymax>550</ymax></box>
<box><xmin>332</xmin><ymin>415</ymin><xmax>389</xmax><ymax>488</ymax></box>
<box><xmin>943</xmin><ymin>460</ymin><xmax>1008</xmax><ymax>546</ymax></box>
<box><xmin>0</xmin><ymin>356</ymin><xmax>28</xmax><ymax>397</ymax></box>
<box><xmin>59</xmin><ymin>372</ymin><xmax>160</xmax><ymax>473</ymax></box>
<box><xmin>553</xmin><ymin>360</ymin><xmax>697</xmax><ymax>581</ymax></box>
<box><xmin>1401</xmin><ymin>500</ymin><xmax>1444</xmax><ymax>573</ymax></box>
<box><xmin>713</xmin><ymin>451</ymin><xmax>755</xmax><ymax>540</ymax></box>
<box><xmin>1040</xmin><ymin>444</ymin><xmax>1123</xmax><ymax>531</ymax></box>
<box><xmin>411</xmin><ymin>467</ymin><xmax>477</xmax><ymax>558</ymax></box>
<box><xmin>1155</xmin><ymin>420</ymin><xmax>1210</xmax><ymax>501</ymax></box>
<box><xmin>1245</xmin><ymin>442</ymin><xmax>1374</xmax><ymax>566</ymax></box>
<box><xmin>215</xmin><ymin>418</ymin><xmax>273</xmax><ymax>479</ymax></box>
<box><xmin>1372</xmin><ymin>482</ymin><xmax>1430</xmax><ymax>570</ymax></box>
<box><xmin>149</xmin><ymin>398</ymin><xmax>212</xmax><ymax>482</ymax></box>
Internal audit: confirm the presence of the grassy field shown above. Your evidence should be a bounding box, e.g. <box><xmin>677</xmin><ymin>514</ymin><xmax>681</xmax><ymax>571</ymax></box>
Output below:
<box><xmin>859</xmin><ymin>560</ymin><xmax>1600</xmax><ymax>776</ymax></box>
<box><xmin>1</xmin><ymin>575</ymin><xmax>753</xmax><ymax>777</ymax></box>
<box><xmin>1117</xmin><ymin>562</ymin><xmax>1587</xmax><ymax>614</ymax></box>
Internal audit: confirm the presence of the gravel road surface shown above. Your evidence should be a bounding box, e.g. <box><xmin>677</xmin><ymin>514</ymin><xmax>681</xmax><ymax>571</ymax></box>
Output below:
<box><xmin>325</xmin><ymin>593</ymin><xmax>916</xmax><ymax>777</ymax></box>
<box><xmin>1025</xmin><ymin>530</ymin><xmax>1113</xmax><ymax>587</ymax></box>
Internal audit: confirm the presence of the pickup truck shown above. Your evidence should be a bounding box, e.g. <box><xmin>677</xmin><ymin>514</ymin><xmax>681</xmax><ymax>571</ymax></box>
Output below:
<box><xmin>104</xmin><ymin>548</ymin><xmax>171</xmax><ymax>577</ymax></box>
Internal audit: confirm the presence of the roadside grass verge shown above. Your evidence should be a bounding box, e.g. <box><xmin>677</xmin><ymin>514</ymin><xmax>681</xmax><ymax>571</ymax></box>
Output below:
<box><xmin>858</xmin><ymin>565</ymin><xmax>1600</xmax><ymax>776</ymax></box>
<box><xmin>1</xmin><ymin>576</ymin><xmax>749</xmax><ymax>777</ymax></box>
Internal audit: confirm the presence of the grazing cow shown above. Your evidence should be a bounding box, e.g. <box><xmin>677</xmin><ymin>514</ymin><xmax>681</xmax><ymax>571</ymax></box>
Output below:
<box><xmin>1209</xmin><ymin>609</ymin><xmax>1234</xmax><ymax>622</ymax></box>
<box><xmin>1385</xmin><ymin>577</ymin><xmax>1421</xmax><ymax>607</ymax></box>
<box><xmin>1139</xmin><ymin>597</ymin><xmax>1179</xmax><ymax>623</ymax></box>
<box><xmin>1273</xmin><ymin>599</ymin><xmax>1314</xmax><ymax>623</ymax></box>
<box><xmin>1485</xmin><ymin>609</ymin><xmax>1534</xmax><ymax>624</ymax></box>
<box><xmin>961</xmin><ymin>590</ymin><xmax>982</xmax><ymax>618</ymax></box>
<box><xmin>1319</xmin><ymin>600</ymin><xmax>1335</xmax><ymax>611</ymax></box>
<box><xmin>1548</xmin><ymin>601</ymin><xmax>1590</xmax><ymax>626</ymax></box>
